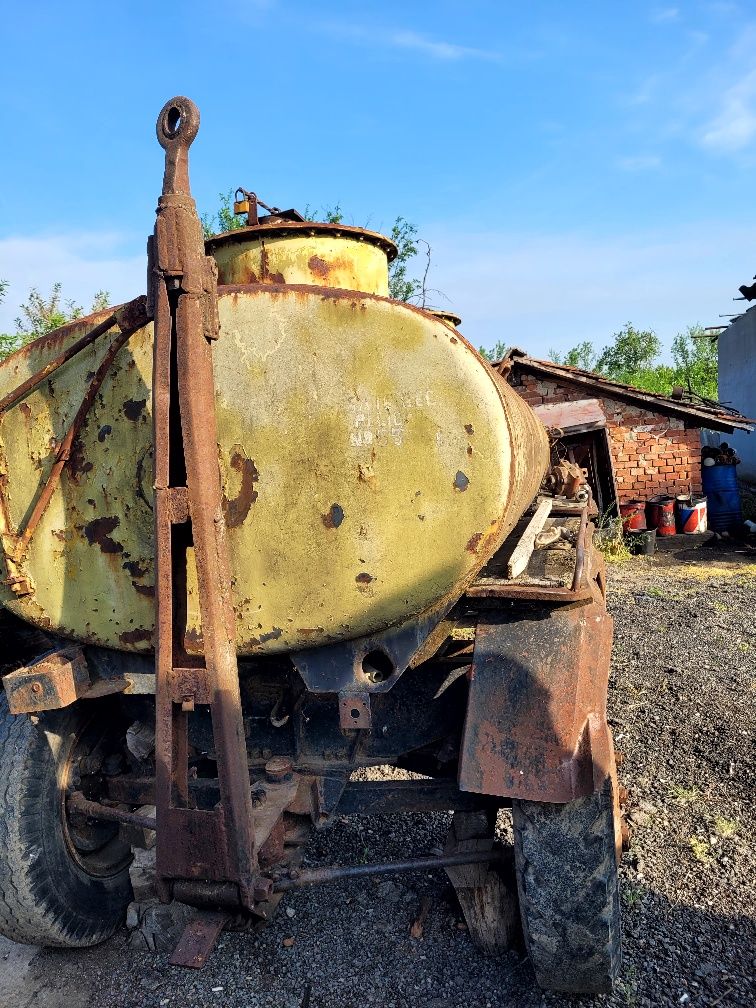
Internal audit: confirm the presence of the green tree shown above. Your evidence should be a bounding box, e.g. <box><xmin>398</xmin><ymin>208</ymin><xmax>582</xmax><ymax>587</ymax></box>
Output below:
<box><xmin>596</xmin><ymin>323</ymin><xmax>661</xmax><ymax>381</ymax></box>
<box><xmin>0</xmin><ymin>284</ymin><xmax>110</xmax><ymax>362</ymax></box>
<box><xmin>201</xmin><ymin>190</ymin><xmax>247</xmax><ymax>238</ymax></box>
<box><xmin>670</xmin><ymin>325</ymin><xmax>718</xmax><ymax>399</ymax></box>
<box><xmin>387</xmin><ymin>217</ymin><xmax>420</xmax><ymax>302</ymax></box>
<box><xmin>478</xmin><ymin>340</ymin><xmax>507</xmax><ymax>362</ymax></box>
<box><xmin>548</xmin><ymin>322</ymin><xmax>717</xmax><ymax>398</ymax></box>
<box><xmin>548</xmin><ymin>340</ymin><xmax>598</xmax><ymax>371</ymax></box>
<box><xmin>303</xmin><ymin>203</ymin><xmax>343</xmax><ymax>224</ymax></box>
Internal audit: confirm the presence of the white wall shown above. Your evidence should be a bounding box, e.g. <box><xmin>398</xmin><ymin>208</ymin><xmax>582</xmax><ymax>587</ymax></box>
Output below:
<box><xmin>718</xmin><ymin>307</ymin><xmax>756</xmax><ymax>481</ymax></box>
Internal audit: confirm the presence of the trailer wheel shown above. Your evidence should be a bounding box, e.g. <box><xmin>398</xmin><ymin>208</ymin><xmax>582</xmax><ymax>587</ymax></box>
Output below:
<box><xmin>0</xmin><ymin>694</ymin><xmax>132</xmax><ymax>947</ymax></box>
<box><xmin>512</xmin><ymin>779</ymin><xmax>622</xmax><ymax>994</ymax></box>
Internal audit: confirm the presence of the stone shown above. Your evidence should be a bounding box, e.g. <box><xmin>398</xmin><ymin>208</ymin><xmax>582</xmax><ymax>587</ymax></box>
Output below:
<box><xmin>129</xmin><ymin>846</ymin><xmax>158</xmax><ymax>902</ymax></box>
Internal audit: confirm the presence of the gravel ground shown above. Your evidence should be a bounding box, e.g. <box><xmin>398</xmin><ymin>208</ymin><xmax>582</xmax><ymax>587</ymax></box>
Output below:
<box><xmin>1</xmin><ymin>555</ymin><xmax>754</xmax><ymax>1008</ymax></box>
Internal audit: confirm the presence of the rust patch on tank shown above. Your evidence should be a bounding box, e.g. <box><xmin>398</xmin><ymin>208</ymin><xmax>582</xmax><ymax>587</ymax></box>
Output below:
<box><xmin>465</xmin><ymin>532</ymin><xmax>483</xmax><ymax>554</ymax></box>
<box><xmin>453</xmin><ymin>471</ymin><xmax>469</xmax><ymax>492</ymax></box>
<box><xmin>322</xmin><ymin>503</ymin><xmax>345</xmax><ymax>529</ymax></box>
<box><xmin>250</xmin><ymin>627</ymin><xmax>283</xmax><ymax>646</ymax></box>
<box><xmin>222</xmin><ymin>451</ymin><xmax>259</xmax><ymax>528</ymax></box>
<box><xmin>355</xmin><ymin>572</ymin><xmax>375</xmax><ymax>584</ymax></box>
<box><xmin>83</xmin><ymin>516</ymin><xmax>123</xmax><ymax>554</ymax></box>
<box><xmin>98</xmin><ymin>424</ymin><xmax>112</xmax><ymax>442</ymax></box>
<box><xmin>119</xmin><ymin>627</ymin><xmax>152</xmax><ymax>646</ymax></box>
<box><xmin>358</xmin><ymin>463</ymin><xmax>377</xmax><ymax>490</ymax></box>
<box><xmin>308</xmin><ymin>255</ymin><xmax>332</xmax><ymax>279</ymax></box>
<box><xmin>259</xmin><ymin>246</ymin><xmax>286</xmax><ymax>285</ymax></box>
<box><xmin>123</xmin><ymin>398</ymin><xmax>147</xmax><ymax>421</ymax></box>
<box><xmin>123</xmin><ymin>559</ymin><xmax>148</xmax><ymax>578</ymax></box>
<box><xmin>68</xmin><ymin>436</ymin><xmax>93</xmax><ymax>482</ymax></box>
<box><xmin>19</xmin><ymin>402</ymin><xmax>32</xmax><ymax>421</ymax></box>
<box><xmin>297</xmin><ymin>627</ymin><xmax>325</xmax><ymax>636</ymax></box>
<box><xmin>464</xmin><ymin>424</ymin><xmax>474</xmax><ymax>435</ymax></box>
<box><xmin>133</xmin><ymin>582</ymin><xmax>155</xmax><ymax>598</ymax></box>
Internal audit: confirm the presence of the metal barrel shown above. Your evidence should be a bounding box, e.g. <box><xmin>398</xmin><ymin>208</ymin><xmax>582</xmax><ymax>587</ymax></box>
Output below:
<box><xmin>645</xmin><ymin>495</ymin><xmax>676</xmax><ymax>537</ymax></box>
<box><xmin>702</xmin><ymin>464</ymin><xmax>742</xmax><ymax>532</ymax></box>
<box><xmin>619</xmin><ymin>500</ymin><xmax>646</xmax><ymax>533</ymax></box>
<box><xmin>676</xmin><ymin>496</ymin><xmax>707</xmax><ymax>534</ymax></box>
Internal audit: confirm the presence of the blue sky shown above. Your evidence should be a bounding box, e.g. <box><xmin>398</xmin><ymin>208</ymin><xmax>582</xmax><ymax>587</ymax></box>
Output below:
<box><xmin>1</xmin><ymin>1</ymin><xmax>755</xmax><ymax>357</ymax></box>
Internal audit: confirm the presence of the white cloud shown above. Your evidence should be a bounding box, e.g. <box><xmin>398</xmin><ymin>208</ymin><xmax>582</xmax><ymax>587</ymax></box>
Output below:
<box><xmin>0</xmin><ymin>233</ymin><xmax>144</xmax><ymax>333</ymax></box>
<box><xmin>314</xmin><ymin>21</ymin><xmax>502</xmax><ymax>62</ymax></box>
<box><xmin>651</xmin><ymin>7</ymin><xmax>681</xmax><ymax>23</ymax></box>
<box><xmin>422</xmin><ymin>223</ymin><xmax>752</xmax><ymax>356</ymax></box>
<box><xmin>617</xmin><ymin>154</ymin><xmax>662</xmax><ymax>171</ymax></box>
<box><xmin>700</xmin><ymin>67</ymin><xmax>756</xmax><ymax>151</ymax></box>
<box><xmin>388</xmin><ymin>30</ymin><xmax>501</xmax><ymax>62</ymax></box>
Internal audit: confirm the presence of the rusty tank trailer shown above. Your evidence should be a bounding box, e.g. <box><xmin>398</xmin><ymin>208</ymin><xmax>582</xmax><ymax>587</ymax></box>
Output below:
<box><xmin>0</xmin><ymin>98</ymin><xmax>623</xmax><ymax>994</ymax></box>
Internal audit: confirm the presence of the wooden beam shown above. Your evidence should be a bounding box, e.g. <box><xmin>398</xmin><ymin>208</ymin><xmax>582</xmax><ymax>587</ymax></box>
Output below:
<box><xmin>506</xmin><ymin>499</ymin><xmax>552</xmax><ymax>579</ymax></box>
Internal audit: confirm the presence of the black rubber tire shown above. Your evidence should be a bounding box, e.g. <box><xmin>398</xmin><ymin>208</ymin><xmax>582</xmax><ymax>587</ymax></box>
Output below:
<box><xmin>0</xmin><ymin>694</ymin><xmax>132</xmax><ymax>947</ymax></box>
<box><xmin>512</xmin><ymin>780</ymin><xmax>622</xmax><ymax>994</ymax></box>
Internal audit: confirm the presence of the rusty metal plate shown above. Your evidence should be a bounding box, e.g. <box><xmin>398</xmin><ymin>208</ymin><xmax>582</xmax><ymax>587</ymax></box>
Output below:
<box><xmin>0</xmin><ymin>286</ymin><xmax>547</xmax><ymax>656</ymax></box>
<box><xmin>338</xmin><ymin>691</ymin><xmax>371</xmax><ymax>729</ymax></box>
<box><xmin>169</xmin><ymin>910</ymin><xmax>230</xmax><ymax>969</ymax></box>
<box><xmin>459</xmin><ymin>591</ymin><xmax>614</xmax><ymax>803</ymax></box>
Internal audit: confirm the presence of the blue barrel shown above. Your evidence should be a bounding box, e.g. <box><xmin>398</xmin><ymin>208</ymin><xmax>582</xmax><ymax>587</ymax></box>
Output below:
<box><xmin>701</xmin><ymin>464</ymin><xmax>742</xmax><ymax>532</ymax></box>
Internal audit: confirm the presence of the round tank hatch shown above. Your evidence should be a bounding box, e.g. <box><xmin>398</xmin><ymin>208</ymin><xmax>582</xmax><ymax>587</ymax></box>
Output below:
<box><xmin>206</xmin><ymin>221</ymin><xmax>397</xmax><ymax>296</ymax></box>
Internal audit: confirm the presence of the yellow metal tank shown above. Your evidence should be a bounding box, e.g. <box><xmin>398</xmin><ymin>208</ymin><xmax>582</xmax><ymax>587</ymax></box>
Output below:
<box><xmin>0</xmin><ymin>222</ymin><xmax>549</xmax><ymax>655</ymax></box>
<box><xmin>207</xmin><ymin>221</ymin><xmax>395</xmax><ymax>295</ymax></box>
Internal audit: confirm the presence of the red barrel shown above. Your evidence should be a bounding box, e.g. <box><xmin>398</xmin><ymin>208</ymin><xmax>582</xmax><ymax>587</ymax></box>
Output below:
<box><xmin>619</xmin><ymin>500</ymin><xmax>646</xmax><ymax>533</ymax></box>
<box><xmin>646</xmin><ymin>495</ymin><xmax>676</xmax><ymax>536</ymax></box>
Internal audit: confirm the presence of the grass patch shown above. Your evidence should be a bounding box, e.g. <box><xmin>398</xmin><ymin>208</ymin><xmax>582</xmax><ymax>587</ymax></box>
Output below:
<box><xmin>642</xmin><ymin>584</ymin><xmax>675</xmax><ymax>599</ymax></box>
<box><xmin>622</xmin><ymin>880</ymin><xmax>645</xmax><ymax>910</ymax></box>
<box><xmin>670</xmin><ymin>785</ymin><xmax>700</xmax><ymax>805</ymax></box>
<box><xmin>688</xmin><ymin>836</ymin><xmax>713</xmax><ymax>864</ymax></box>
<box><xmin>714</xmin><ymin>817</ymin><xmax>738</xmax><ymax>838</ymax></box>
<box><xmin>594</xmin><ymin>515</ymin><xmax>633</xmax><ymax>564</ymax></box>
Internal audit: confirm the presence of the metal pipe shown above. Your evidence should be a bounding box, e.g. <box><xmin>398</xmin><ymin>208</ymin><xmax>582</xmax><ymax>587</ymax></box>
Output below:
<box><xmin>272</xmin><ymin>850</ymin><xmax>503</xmax><ymax>891</ymax></box>
<box><xmin>0</xmin><ymin>313</ymin><xmax>119</xmax><ymax>415</ymax></box>
<box><xmin>67</xmin><ymin>792</ymin><xmax>156</xmax><ymax>831</ymax></box>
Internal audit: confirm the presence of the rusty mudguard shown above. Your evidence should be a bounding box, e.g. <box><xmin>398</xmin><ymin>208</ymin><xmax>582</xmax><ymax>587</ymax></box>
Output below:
<box><xmin>459</xmin><ymin>560</ymin><xmax>616</xmax><ymax>804</ymax></box>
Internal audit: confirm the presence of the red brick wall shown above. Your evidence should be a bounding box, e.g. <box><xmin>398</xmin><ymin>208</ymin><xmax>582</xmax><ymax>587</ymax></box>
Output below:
<box><xmin>513</xmin><ymin>373</ymin><xmax>703</xmax><ymax>503</ymax></box>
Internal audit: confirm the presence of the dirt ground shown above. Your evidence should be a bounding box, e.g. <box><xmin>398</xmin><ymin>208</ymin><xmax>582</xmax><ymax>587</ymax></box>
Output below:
<box><xmin>0</xmin><ymin>550</ymin><xmax>754</xmax><ymax>1008</ymax></box>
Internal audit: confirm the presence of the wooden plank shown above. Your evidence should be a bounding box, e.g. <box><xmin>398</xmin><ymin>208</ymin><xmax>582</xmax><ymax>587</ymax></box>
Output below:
<box><xmin>533</xmin><ymin>398</ymin><xmax>605</xmax><ymax>433</ymax></box>
<box><xmin>444</xmin><ymin>811</ymin><xmax>518</xmax><ymax>954</ymax></box>
<box><xmin>506</xmin><ymin>499</ymin><xmax>552</xmax><ymax>579</ymax></box>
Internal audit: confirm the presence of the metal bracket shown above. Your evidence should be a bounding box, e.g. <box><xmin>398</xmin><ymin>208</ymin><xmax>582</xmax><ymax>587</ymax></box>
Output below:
<box><xmin>3</xmin><ymin>646</ymin><xmax>90</xmax><ymax>714</ymax></box>
<box><xmin>292</xmin><ymin>602</ymin><xmax>455</xmax><ymax>695</ymax></box>
<box><xmin>338</xmin><ymin>691</ymin><xmax>371</xmax><ymax>730</ymax></box>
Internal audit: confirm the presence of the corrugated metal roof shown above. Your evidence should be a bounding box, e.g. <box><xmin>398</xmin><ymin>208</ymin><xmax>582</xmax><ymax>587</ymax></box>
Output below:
<box><xmin>501</xmin><ymin>348</ymin><xmax>754</xmax><ymax>433</ymax></box>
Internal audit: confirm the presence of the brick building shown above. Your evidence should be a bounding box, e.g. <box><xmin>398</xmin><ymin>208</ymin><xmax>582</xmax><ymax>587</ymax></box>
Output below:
<box><xmin>500</xmin><ymin>348</ymin><xmax>753</xmax><ymax>513</ymax></box>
